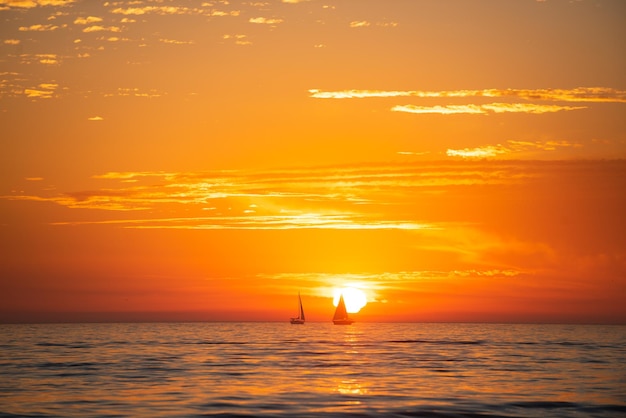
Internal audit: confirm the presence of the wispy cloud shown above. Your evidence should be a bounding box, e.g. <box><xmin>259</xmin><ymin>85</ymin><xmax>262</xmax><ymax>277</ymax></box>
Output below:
<box><xmin>310</xmin><ymin>87</ymin><xmax>617</xmax><ymax>116</ymax></box>
<box><xmin>349</xmin><ymin>20</ymin><xmax>398</xmax><ymax>28</ymax></box>
<box><xmin>392</xmin><ymin>103</ymin><xmax>586</xmax><ymax>115</ymax></box>
<box><xmin>108</xmin><ymin>5</ymin><xmax>240</xmax><ymax>17</ymax></box>
<box><xmin>159</xmin><ymin>38</ymin><xmax>194</xmax><ymax>45</ymax></box>
<box><xmin>447</xmin><ymin>140</ymin><xmax>583</xmax><ymax>158</ymax></box>
<box><xmin>223</xmin><ymin>34</ymin><xmax>252</xmax><ymax>46</ymax></box>
<box><xmin>249</xmin><ymin>17</ymin><xmax>283</xmax><ymax>25</ymax></box>
<box><xmin>2</xmin><ymin>162</ymin><xmax>548</xmax><ymax>229</ymax></box>
<box><xmin>392</xmin><ymin>104</ymin><xmax>485</xmax><ymax>115</ymax></box>
<box><xmin>0</xmin><ymin>0</ymin><xmax>75</xmax><ymax>8</ymax></box>
<box><xmin>110</xmin><ymin>6</ymin><xmax>195</xmax><ymax>16</ymax></box>
<box><xmin>259</xmin><ymin>269</ymin><xmax>524</xmax><ymax>301</ymax></box>
<box><xmin>34</xmin><ymin>54</ymin><xmax>59</xmax><ymax>65</ymax></box>
<box><xmin>309</xmin><ymin>87</ymin><xmax>626</xmax><ymax>103</ymax></box>
<box><xmin>24</xmin><ymin>82</ymin><xmax>58</xmax><ymax>98</ymax></box>
<box><xmin>349</xmin><ymin>21</ymin><xmax>370</xmax><ymax>28</ymax></box>
<box><xmin>73</xmin><ymin>16</ymin><xmax>103</xmax><ymax>25</ymax></box>
<box><xmin>104</xmin><ymin>87</ymin><xmax>164</xmax><ymax>98</ymax></box>
<box><xmin>82</xmin><ymin>25</ymin><xmax>121</xmax><ymax>33</ymax></box>
<box><xmin>19</xmin><ymin>23</ymin><xmax>60</xmax><ymax>31</ymax></box>
<box><xmin>447</xmin><ymin>146</ymin><xmax>509</xmax><ymax>158</ymax></box>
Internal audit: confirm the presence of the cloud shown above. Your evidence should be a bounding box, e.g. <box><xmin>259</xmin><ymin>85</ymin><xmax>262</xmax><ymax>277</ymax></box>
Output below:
<box><xmin>309</xmin><ymin>89</ymin><xmax>411</xmax><ymax>99</ymax></box>
<box><xmin>507</xmin><ymin>140</ymin><xmax>583</xmax><ymax>151</ymax></box>
<box><xmin>110</xmin><ymin>6</ymin><xmax>192</xmax><ymax>15</ymax></box>
<box><xmin>159</xmin><ymin>38</ymin><xmax>194</xmax><ymax>45</ymax></box>
<box><xmin>82</xmin><ymin>25</ymin><xmax>121</xmax><ymax>33</ymax></box>
<box><xmin>392</xmin><ymin>104</ymin><xmax>486</xmax><ymax>115</ymax></box>
<box><xmin>0</xmin><ymin>161</ymin><xmax>564</xmax><ymax>228</ymax></box>
<box><xmin>259</xmin><ymin>269</ymin><xmax>524</xmax><ymax>303</ymax></box>
<box><xmin>223</xmin><ymin>34</ymin><xmax>252</xmax><ymax>46</ymax></box>
<box><xmin>207</xmin><ymin>10</ymin><xmax>240</xmax><ymax>17</ymax></box>
<box><xmin>24</xmin><ymin>82</ymin><xmax>58</xmax><ymax>98</ymax></box>
<box><xmin>309</xmin><ymin>87</ymin><xmax>626</xmax><ymax>103</ymax></box>
<box><xmin>5</xmin><ymin>160</ymin><xmax>623</xmax><ymax>240</ymax></box>
<box><xmin>447</xmin><ymin>140</ymin><xmax>584</xmax><ymax>158</ymax></box>
<box><xmin>349</xmin><ymin>21</ymin><xmax>370</xmax><ymax>28</ymax></box>
<box><xmin>481</xmin><ymin>103</ymin><xmax>586</xmax><ymax>114</ymax></box>
<box><xmin>54</xmin><ymin>215</ymin><xmax>432</xmax><ymax>231</ymax></box>
<box><xmin>19</xmin><ymin>24</ymin><xmax>59</xmax><ymax>31</ymax></box>
<box><xmin>392</xmin><ymin>103</ymin><xmax>586</xmax><ymax>115</ymax></box>
<box><xmin>106</xmin><ymin>87</ymin><xmax>163</xmax><ymax>98</ymax></box>
<box><xmin>0</xmin><ymin>0</ymin><xmax>75</xmax><ymax>8</ymax></box>
<box><xmin>249</xmin><ymin>17</ymin><xmax>283</xmax><ymax>25</ymax></box>
<box><xmin>447</xmin><ymin>146</ymin><xmax>509</xmax><ymax>158</ymax></box>
<box><xmin>37</xmin><ymin>0</ymin><xmax>74</xmax><ymax>4</ymax></box>
<box><xmin>109</xmin><ymin>5</ymin><xmax>239</xmax><ymax>17</ymax></box>
<box><xmin>35</xmin><ymin>54</ymin><xmax>59</xmax><ymax>65</ymax></box>
<box><xmin>377</xmin><ymin>21</ymin><xmax>399</xmax><ymax>28</ymax></box>
<box><xmin>73</xmin><ymin>16</ymin><xmax>103</xmax><ymax>25</ymax></box>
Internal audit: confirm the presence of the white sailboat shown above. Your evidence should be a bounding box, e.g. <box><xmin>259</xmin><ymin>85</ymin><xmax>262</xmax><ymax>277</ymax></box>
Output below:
<box><xmin>333</xmin><ymin>293</ymin><xmax>354</xmax><ymax>325</ymax></box>
<box><xmin>290</xmin><ymin>292</ymin><xmax>305</xmax><ymax>324</ymax></box>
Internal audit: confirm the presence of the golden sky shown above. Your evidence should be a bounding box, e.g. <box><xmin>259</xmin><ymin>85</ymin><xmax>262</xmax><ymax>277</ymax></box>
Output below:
<box><xmin>1</xmin><ymin>0</ymin><xmax>625</xmax><ymax>323</ymax></box>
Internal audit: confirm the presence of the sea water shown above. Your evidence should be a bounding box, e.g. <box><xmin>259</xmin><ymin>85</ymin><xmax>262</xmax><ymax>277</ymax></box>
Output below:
<box><xmin>0</xmin><ymin>322</ymin><xmax>624</xmax><ymax>417</ymax></box>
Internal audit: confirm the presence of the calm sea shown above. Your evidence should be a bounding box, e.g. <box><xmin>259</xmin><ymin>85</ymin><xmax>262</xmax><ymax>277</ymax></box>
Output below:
<box><xmin>0</xmin><ymin>322</ymin><xmax>624</xmax><ymax>417</ymax></box>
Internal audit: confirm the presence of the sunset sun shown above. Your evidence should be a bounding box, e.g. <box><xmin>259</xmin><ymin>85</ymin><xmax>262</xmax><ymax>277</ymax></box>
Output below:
<box><xmin>333</xmin><ymin>287</ymin><xmax>367</xmax><ymax>313</ymax></box>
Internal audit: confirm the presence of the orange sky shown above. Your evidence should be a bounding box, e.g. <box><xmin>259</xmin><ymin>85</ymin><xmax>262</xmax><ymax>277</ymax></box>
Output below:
<box><xmin>1</xmin><ymin>0</ymin><xmax>625</xmax><ymax>323</ymax></box>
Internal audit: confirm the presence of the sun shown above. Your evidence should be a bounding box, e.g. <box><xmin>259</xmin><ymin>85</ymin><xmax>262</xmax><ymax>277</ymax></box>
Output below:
<box><xmin>333</xmin><ymin>287</ymin><xmax>367</xmax><ymax>313</ymax></box>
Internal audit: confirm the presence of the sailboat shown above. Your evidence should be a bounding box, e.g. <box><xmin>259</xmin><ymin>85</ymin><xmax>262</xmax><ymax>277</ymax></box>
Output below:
<box><xmin>290</xmin><ymin>292</ymin><xmax>305</xmax><ymax>324</ymax></box>
<box><xmin>333</xmin><ymin>293</ymin><xmax>354</xmax><ymax>325</ymax></box>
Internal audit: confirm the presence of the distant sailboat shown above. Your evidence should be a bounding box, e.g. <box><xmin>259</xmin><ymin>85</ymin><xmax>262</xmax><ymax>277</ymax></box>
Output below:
<box><xmin>290</xmin><ymin>292</ymin><xmax>305</xmax><ymax>324</ymax></box>
<box><xmin>333</xmin><ymin>294</ymin><xmax>354</xmax><ymax>325</ymax></box>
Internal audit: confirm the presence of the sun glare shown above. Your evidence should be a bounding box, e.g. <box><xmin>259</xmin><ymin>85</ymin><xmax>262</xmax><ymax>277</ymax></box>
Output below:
<box><xmin>333</xmin><ymin>287</ymin><xmax>367</xmax><ymax>313</ymax></box>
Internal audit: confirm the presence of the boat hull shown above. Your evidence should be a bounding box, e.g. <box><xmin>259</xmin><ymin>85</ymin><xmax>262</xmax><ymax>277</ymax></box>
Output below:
<box><xmin>290</xmin><ymin>318</ymin><xmax>305</xmax><ymax>324</ymax></box>
<box><xmin>333</xmin><ymin>319</ymin><xmax>354</xmax><ymax>325</ymax></box>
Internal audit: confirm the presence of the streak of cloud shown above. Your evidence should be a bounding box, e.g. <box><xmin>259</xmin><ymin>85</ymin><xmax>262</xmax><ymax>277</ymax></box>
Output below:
<box><xmin>447</xmin><ymin>140</ymin><xmax>584</xmax><ymax>158</ymax></box>
<box><xmin>82</xmin><ymin>25</ymin><xmax>121</xmax><ymax>33</ymax></box>
<box><xmin>392</xmin><ymin>103</ymin><xmax>586</xmax><ymax>115</ymax></box>
<box><xmin>19</xmin><ymin>24</ymin><xmax>60</xmax><ymax>31</ymax></box>
<box><xmin>24</xmin><ymin>82</ymin><xmax>58</xmax><ymax>98</ymax></box>
<box><xmin>73</xmin><ymin>16</ymin><xmax>102</xmax><ymax>25</ymax></box>
<box><xmin>1</xmin><ymin>161</ymin><xmax>574</xmax><ymax>229</ymax></box>
<box><xmin>249</xmin><ymin>17</ymin><xmax>283</xmax><ymax>25</ymax></box>
<box><xmin>392</xmin><ymin>104</ymin><xmax>486</xmax><ymax>115</ymax></box>
<box><xmin>309</xmin><ymin>87</ymin><xmax>626</xmax><ymax>103</ymax></box>
<box><xmin>0</xmin><ymin>0</ymin><xmax>75</xmax><ymax>8</ymax></box>
<box><xmin>349</xmin><ymin>21</ymin><xmax>370</xmax><ymax>28</ymax></box>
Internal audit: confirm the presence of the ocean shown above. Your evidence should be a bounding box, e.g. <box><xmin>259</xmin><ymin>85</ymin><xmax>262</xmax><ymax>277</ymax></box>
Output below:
<box><xmin>0</xmin><ymin>322</ymin><xmax>624</xmax><ymax>417</ymax></box>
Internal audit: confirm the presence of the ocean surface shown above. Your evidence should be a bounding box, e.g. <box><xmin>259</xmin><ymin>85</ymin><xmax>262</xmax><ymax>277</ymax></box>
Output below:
<box><xmin>0</xmin><ymin>322</ymin><xmax>624</xmax><ymax>417</ymax></box>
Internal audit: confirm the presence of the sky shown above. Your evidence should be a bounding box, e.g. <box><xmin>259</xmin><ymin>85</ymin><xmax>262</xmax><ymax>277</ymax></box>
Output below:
<box><xmin>1</xmin><ymin>0</ymin><xmax>625</xmax><ymax>324</ymax></box>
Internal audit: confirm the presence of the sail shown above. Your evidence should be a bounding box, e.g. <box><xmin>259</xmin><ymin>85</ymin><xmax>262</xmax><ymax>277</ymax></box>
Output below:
<box><xmin>333</xmin><ymin>294</ymin><xmax>349</xmax><ymax>321</ymax></box>
<box><xmin>290</xmin><ymin>292</ymin><xmax>305</xmax><ymax>324</ymax></box>
<box><xmin>299</xmin><ymin>293</ymin><xmax>305</xmax><ymax>320</ymax></box>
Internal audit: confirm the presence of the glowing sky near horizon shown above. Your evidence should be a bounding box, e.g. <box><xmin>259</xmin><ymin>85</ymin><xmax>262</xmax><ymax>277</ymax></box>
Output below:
<box><xmin>1</xmin><ymin>0</ymin><xmax>625</xmax><ymax>323</ymax></box>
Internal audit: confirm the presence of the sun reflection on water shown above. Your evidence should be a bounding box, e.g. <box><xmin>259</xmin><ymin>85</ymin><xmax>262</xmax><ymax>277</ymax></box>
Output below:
<box><xmin>336</xmin><ymin>379</ymin><xmax>368</xmax><ymax>396</ymax></box>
